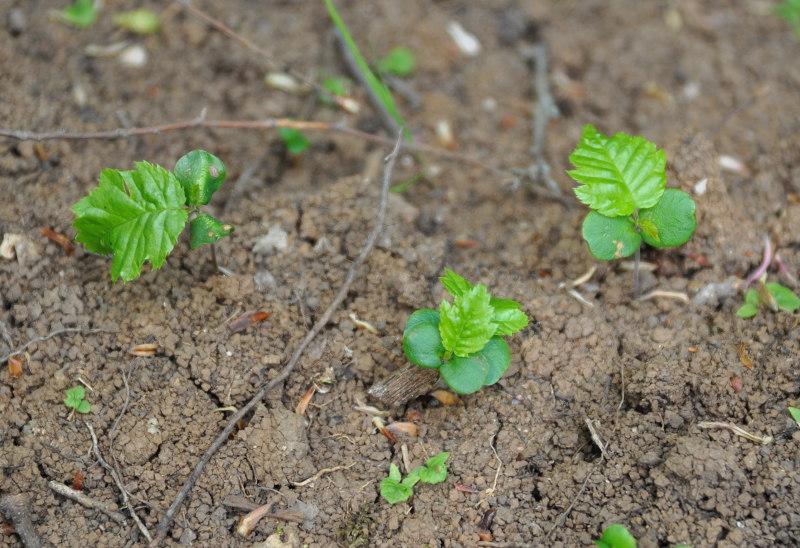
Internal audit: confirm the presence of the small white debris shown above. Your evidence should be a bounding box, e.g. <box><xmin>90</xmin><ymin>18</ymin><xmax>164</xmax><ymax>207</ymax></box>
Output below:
<box><xmin>253</xmin><ymin>269</ymin><xmax>277</xmax><ymax>292</ymax></box>
<box><xmin>147</xmin><ymin>417</ymin><xmax>161</xmax><ymax>435</ymax></box>
<box><xmin>118</xmin><ymin>44</ymin><xmax>147</xmax><ymax>67</ymax></box>
<box><xmin>252</xmin><ymin>224</ymin><xmax>288</xmax><ymax>255</ymax></box>
<box><xmin>719</xmin><ymin>154</ymin><xmax>747</xmax><ymax>174</ymax></box>
<box><xmin>0</xmin><ymin>233</ymin><xmax>40</xmax><ymax>266</ymax></box>
<box><xmin>226</xmin><ymin>351</ymin><xmax>233</xmax><ymax>357</ymax></box>
<box><xmin>446</xmin><ymin>21</ymin><xmax>481</xmax><ymax>56</ymax></box>
<box><xmin>682</xmin><ymin>81</ymin><xmax>701</xmax><ymax>100</ymax></box>
<box><xmin>435</xmin><ymin>119</ymin><xmax>456</xmax><ymax>150</ymax></box>
<box><xmin>265</xmin><ymin>72</ymin><xmax>300</xmax><ymax>93</ymax></box>
<box><xmin>693</xmin><ymin>177</ymin><xmax>708</xmax><ymax>196</ymax></box>
<box><xmin>481</xmin><ymin>97</ymin><xmax>497</xmax><ymax>112</ymax></box>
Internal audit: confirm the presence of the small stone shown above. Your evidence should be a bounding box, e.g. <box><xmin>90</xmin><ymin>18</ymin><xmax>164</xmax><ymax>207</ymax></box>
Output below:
<box><xmin>8</xmin><ymin>9</ymin><xmax>27</xmax><ymax>36</ymax></box>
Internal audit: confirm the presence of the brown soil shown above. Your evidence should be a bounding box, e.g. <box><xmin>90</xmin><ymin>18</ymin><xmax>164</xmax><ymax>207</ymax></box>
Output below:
<box><xmin>2</xmin><ymin>1</ymin><xmax>800</xmax><ymax>546</ymax></box>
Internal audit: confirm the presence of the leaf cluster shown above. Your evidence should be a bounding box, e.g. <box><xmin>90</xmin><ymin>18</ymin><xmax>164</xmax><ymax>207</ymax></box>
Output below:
<box><xmin>568</xmin><ymin>125</ymin><xmax>696</xmax><ymax>261</ymax></box>
<box><xmin>380</xmin><ymin>452</ymin><xmax>449</xmax><ymax>504</ymax></box>
<box><xmin>402</xmin><ymin>270</ymin><xmax>528</xmax><ymax>394</ymax></box>
<box><xmin>64</xmin><ymin>386</ymin><xmax>91</xmax><ymax>414</ymax></box>
<box><xmin>736</xmin><ymin>281</ymin><xmax>800</xmax><ymax>318</ymax></box>
<box><xmin>72</xmin><ymin>150</ymin><xmax>233</xmax><ymax>282</ymax></box>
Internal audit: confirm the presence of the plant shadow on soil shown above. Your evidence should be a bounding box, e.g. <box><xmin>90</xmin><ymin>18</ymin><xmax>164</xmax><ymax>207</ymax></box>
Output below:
<box><xmin>2</xmin><ymin>1</ymin><xmax>800</xmax><ymax>547</ymax></box>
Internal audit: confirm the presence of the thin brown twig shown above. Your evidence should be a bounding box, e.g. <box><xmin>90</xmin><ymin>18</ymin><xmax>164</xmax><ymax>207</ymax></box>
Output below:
<box><xmin>544</xmin><ymin>460</ymin><xmax>600</xmax><ymax>541</ymax></box>
<box><xmin>85</xmin><ymin>422</ymin><xmax>152</xmax><ymax>541</ymax></box>
<box><xmin>0</xmin><ymin>494</ymin><xmax>42</xmax><ymax>548</ymax></box>
<box><xmin>147</xmin><ymin>131</ymin><xmax>403</xmax><ymax>547</ymax></box>
<box><xmin>48</xmin><ymin>481</ymin><xmax>127</xmax><ymax>524</ymax></box>
<box><xmin>0</xmin><ymin>117</ymin><xmax>510</xmax><ymax>178</ymax></box>
<box><xmin>0</xmin><ymin>327</ymin><xmax>119</xmax><ymax>363</ymax></box>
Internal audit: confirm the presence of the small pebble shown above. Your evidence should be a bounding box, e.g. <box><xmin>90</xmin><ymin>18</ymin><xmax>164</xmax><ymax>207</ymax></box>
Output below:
<box><xmin>8</xmin><ymin>8</ymin><xmax>27</xmax><ymax>36</ymax></box>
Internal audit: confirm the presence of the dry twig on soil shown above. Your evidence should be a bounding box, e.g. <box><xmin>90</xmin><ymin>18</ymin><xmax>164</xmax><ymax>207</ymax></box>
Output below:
<box><xmin>0</xmin><ymin>327</ymin><xmax>118</xmax><ymax>363</ymax></box>
<box><xmin>147</xmin><ymin>132</ymin><xmax>403</xmax><ymax>547</ymax></box>
<box><xmin>48</xmin><ymin>481</ymin><xmax>126</xmax><ymax>524</ymax></box>
<box><xmin>0</xmin><ymin>494</ymin><xmax>42</xmax><ymax>548</ymax></box>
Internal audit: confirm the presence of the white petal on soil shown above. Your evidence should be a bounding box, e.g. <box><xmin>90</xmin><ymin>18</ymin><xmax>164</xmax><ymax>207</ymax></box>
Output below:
<box><xmin>265</xmin><ymin>72</ymin><xmax>300</xmax><ymax>93</ymax></box>
<box><xmin>446</xmin><ymin>21</ymin><xmax>481</xmax><ymax>56</ymax></box>
<box><xmin>119</xmin><ymin>44</ymin><xmax>147</xmax><ymax>67</ymax></box>
<box><xmin>719</xmin><ymin>154</ymin><xmax>747</xmax><ymax>173</ymax></box>
<box><xmin>693</xmin><ymin>177</ymin><xmax>708</xmax><ymax>196</ymax></box>
<box><xmin>252</xmin><ymin>224</ymin><xmax>289</xmax><ymax>255</ymax></box>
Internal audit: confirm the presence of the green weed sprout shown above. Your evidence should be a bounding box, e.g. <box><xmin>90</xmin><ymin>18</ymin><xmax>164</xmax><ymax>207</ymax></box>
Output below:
<box><xmin>789</xmin><ymin>406</ymin><xmax>800</xmax><ymax>426</ymax></box>
<box><xmin>114</xmin><ymin>9</ymin><xmax>161</xmax><ymax>34</ymax></box>
<box><xmin>568</xmin><ymin>125</ymin><xmax>696</xmax><ymax>263</ymax></box>
<box><xmin>402</xmin><ymin>270</ymin><xmax>528</xmax><ymax>395</ymax></box>
<box><xmin>319</xmin><ymin>76</ymin><xmax>353</xmax><ymax>106</ymax></box>
<box><xmin>595</xmin><ymin>524</ymin><xmax>636</xmax><ymax>548</ymax></box>
<box><xmin>377</xmin><ymin>47</ymin><xmax>416</xmax><ymax>77</ymax></box>
<box><xmin>64</xmin><ymin>386</ymin><xmax>91</xmax><ymax>414</ymax></box>
<box><xmin>279</xmin><ymin>127</ymin><xmax>310</xmax><ymax>156</ymax></box>
<box><xmin>52</xmin><ymin>0</ymin><xmax>97</xmax><ymax>28</ymax></box>
<box><xmin>72</xmin><ymin>150</ymin><xmax>233</xmax><ymax>282</ymax></box>
<box><xmin>776</xmin><ymin>0</ymin><xmax>800</xmax><ymax>39</ymax></box>
<box><xmin>380</xmin><ymin>452</ymin><xmax>449</xmax><ymax>504</ymax></box>
<box><xmin>736</xmin><ymin>280</ymin><xmax>800</xmax><ymax>318</ymax></box>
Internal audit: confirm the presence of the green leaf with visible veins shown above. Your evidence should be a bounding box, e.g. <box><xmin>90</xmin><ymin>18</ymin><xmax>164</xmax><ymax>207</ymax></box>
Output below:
<box><xmin>582</xmin><ymin>211</ymin><xmax>642</xmax><ymax>260</ymax></box>
<box><xmin>189</xmin><ymin>214</ymin><xmax>234</xmax><ymax>250</ymax></box>
<box><xmin>439</xmin><ymin>284</ymin><xmax>496</xmax><ymax>357</ymax></box>
<box><xmin>72</xmin><ymin>162</ymin><xmax>188</xmax><ymax>282</ymax></box>
<box><xmin>568</xmin><ymin>124</ymin><xmax>666</xmax><ymax>217</ymax></box>
<box><xmin>440</xmin><ymin>268</ymin><xmax>473</xmax><ymax>297</ymax></box>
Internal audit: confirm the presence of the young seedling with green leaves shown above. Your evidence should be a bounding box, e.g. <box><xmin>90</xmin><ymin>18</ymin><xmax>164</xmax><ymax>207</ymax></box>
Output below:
<box><xmin>72</xmin><ymin>150</ymin><xmax>233</xmax><ymax>282</ymax></box>
<box><xmin>567</xmin><ymin>125</ymin><xmax>697</xmax><ymax>295</ymax></box>
<box><xmin>380</xmin><ymin>452</ymin><xmax>449</xmax><ymax>504</ymax></box>
<box><xmin>377</xmin><ymin>47</ymin><xmax>416</xmax><ymax>77</ymax></box>
<box><xmin>736</xmin><ymin>278</ymin><xmax>800</xmax><ymax>318</ymax></box>
<box><xmin>64</xmin><ymin>386</ymin><xmax>91</xmax><ymax>414</ymax></box>
<box><xmin>52</xmin><ymin>0</ymin><xmax>97</xmax><ymax>28</ymax></box>
<box><xmin>402</xmin><ymin>270</ymin><xmax>528</xmax><ymax>395</ymax></box>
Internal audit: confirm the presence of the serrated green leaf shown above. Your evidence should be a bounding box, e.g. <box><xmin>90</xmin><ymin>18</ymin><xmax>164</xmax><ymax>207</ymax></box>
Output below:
<box><xmin>380</xmin><ymin>477</ymin><xmax>412</xmax><ymax>504</ymax></box>
<box><xmin>72</xmin><ymin>162</ymin><xmax>189</xmax><ymax>282</ymax></box>
<box><xmin>418</xmin><ymin>452</ymin><xmax>449</xmax><ymax>484</ymax></box>
<box><xmin>173</xmin><ymin>150</ymin><xmax>226</xmax><ymax>206</ymax></box>
<box><xmin>279</xmin><ymin>127</ymin><xmax>310</xmax><ymax>156</ymax></box>
<box><xmin>114</xmin><ymin>9</ymin><xmax>161</xmax><ymax>34</ymax></box>
<box><xmin>492</xmin><ymin>308</ymin><xmax>528</xmax><ymax>336</ymax></box>
<box><xmin>440</xmin><ymin>351</ymin><xmax>490</xmax><ymax>394</ymax></box>
<box><xmin>64</xmin><ymin>386</ymin><xmax>85</xmax><ymax>408</ymax></box>
<box><xmin>377</xmin><ymin>46</ymin><xmax>416</xmax><ymax>77</ymax></box>
<box><xmin>767</xmin><ymin>283</ymin><xmax>800</xmax><ymax>312</ymax></box>
<box><xmin>568</xmin><ymin>124</ymin><xmax>666</xmax><ymax>217</ymax></box>
<box><xmin>789</xmin><ymin>406</ymin><xmax>800</xmax><ymax>425</ymax></box>
<box><xmin>190</xmin><ymin>214</ymin><xmax>234</xmax><ymax>250</ymax></box>
<box><xmin>582</xmin><ymin>211</ymin><xmax>642</xmax><ymax>260</ymax></box>
<box><xmin>440</xmin><ymin>268</ymin><xmax>473</xmax><ymax>297</ymax></box>
<box><xmin>481</xmin><ymin>337</ymin><xmax>511</xmax><ymax>385</ymax></box>
<box><xmin>639</xmin><ymin>189</ymin><xmax>696</xmax><ymax>248</ymax></box>
<box><xmin>53</xmin><ymin>0</ymin><xmax>96</xmax><ymax>28</ymax></box>
<box><xmin>439</xmin><ymin>285</ymin><xmax>496</xmax><ymax>357</ymax></box>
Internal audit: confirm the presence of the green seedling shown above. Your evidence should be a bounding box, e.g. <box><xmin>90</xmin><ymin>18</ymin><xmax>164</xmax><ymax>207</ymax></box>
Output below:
<box><xmin>377</xmin><ymin>47</ymin><xmax>416</xmax><ymax>77</ymax></box>
<box><xmin>323</xmin><ymin>0</ymin><xmax>410</xmax><ymax>139</ymax></box>
<box><xmin>567</xmin><ymin>125</ymin><xmax>696</xmax><ymax>294</ymax></box>
<box><xmin>789</xmin><ymin>407</ymin><xmax>800</xmax><ymax>426</ymax></box>
<box><xmin>279</xmin><ymin>127</ymin><xmax>310</xmax><ymax>156</ymax></box>
<box><xmin>402</xmin><ymin>270</ymin><xmax>528</xmax><ymax>395</ymax></box>
<box><xmin>72</xmin><ymin>150</ymin><xmax>233</xmax><ymax>282</ymax></box>
<box><xmin>380</xmin><ymin>452</ymin><xmax>449</xmax><ymax>504</ymax></box>
<box><xmin>52</xmin><ymin>0</ymin><xmax>97</xmax><ymax>28</ymax></box>
<box><xmin>319</xmin><ymin>76</ymin><xmax>353</xmax><ymax>106</ymax></box>
<box><xmin>595</xmin><ymin>524</ymin><xmax>636</xmax><ymax>548</ymax></box>
<box><xmin>114</xmin><ymin>9</ymin><xmax>161</xmax><ymax>34</ymax></box>
<box><xmin>737</xmin><ymin>279</ymin><xmax>800</xmax><ymax>318</ymax></box>
<box><xmin>776</xmin><ymin>0</ymin><xmax>800</xmax><ymax>39</ymax></box>
<box><xmin>64</xmin><ymin>386</ymin><xmax>91</xmax><ymax>414</ymax></box>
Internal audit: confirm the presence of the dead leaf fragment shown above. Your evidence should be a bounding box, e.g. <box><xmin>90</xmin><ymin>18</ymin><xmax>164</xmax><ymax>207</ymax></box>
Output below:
<box><xmin>385</xmin><ymin>422</ymin><xmax>419</xmax><ymax>438</ymax></box>
<box><xmin>295</xmin><ymin>385</ymin><xmax>316</xmax><ymax>416</ymax></box>
<box><xmin>227</xmin><ymin>310</ymin><xmax>271</xmax><ymax>333</ymax></box>
<box><xmin>128</xmin><ymin>343</ymin><xmax>158</xmax><ymax>357</ymax></box>
<box><xmin>430</xmin><ymin>389</ymin><xmax>463</xmax><ymax>405</ymax></box>
<box><xmin>8</xmin><ymin>355</ymin><xmax>23</xmax><ymax>378</ymax></box>
<box><xmin>41</xmin><ymin>228</ymin><xmax>74</xmax><ymax>255</ymax></box>
<box><xmin>737</xmin><ymin>342</ymin><xmax>753</xmax><ymax>368</ymax></box>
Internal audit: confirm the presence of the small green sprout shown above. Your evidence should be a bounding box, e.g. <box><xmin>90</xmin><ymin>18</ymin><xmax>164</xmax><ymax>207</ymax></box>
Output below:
<box><xmin>402</xmin><ymin>270</ymin><xmax>528</xmax><ymax>395</ymax></box>
<box><xmin>380</xmin><ymin>452</ymin><xmax>449</xmax><ymax>504</ymax></box>
<box><xmin>52</xmin><ymin>0</ymin><xmax>97</xmax><ymax>28</ymax></box>
<box><xmin>737</xmin><ymin>280</ymin><xmax>800</xmax><ymax>318</ymax></box>
<box><xmin>568</xmin><ymin>125</ymin><xmax>696</xmax><ymax>263</ymax></box>
<box><xmin>319</xmin><ymin>76</ymin><xmax>353</xmax><ymax>106</ymax></box>
<box><xmin>72</xmin><ymin>150</ymin><xmax>234</xmax><ymax>282</ymax></box>
<box><xmin>64</xmin><ymin>386</ymin><xmax>91</xmax><ymax>414</ymax></box>
<box><xmin>776</xmin><ymin>0</ymin><xmax>800</xmax><ymax>39</ymax></box>
<box><xmin>279</xmin><ymin>127</ymin><xmax>310</xmax><ymax>156</ymax></box>
<box><xmin>595</xmin><ymin>524</ymin><xmax>636</xmax><ymax>548</ymax></box>
<box><xmin>789</xmin><ymin>406</ymin><xmax>800</xmax><ymax>426</ymax></box>
<box><xmin>377</xmin><ymin>47</ymin><xmax>416</xmax><ymax>77</ymax></box>
<box><xmin>114</xmin><ymin>9</ymin><xmax>161</xmax><ymax>34</ymax></box>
